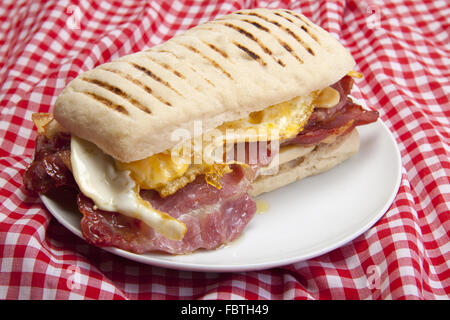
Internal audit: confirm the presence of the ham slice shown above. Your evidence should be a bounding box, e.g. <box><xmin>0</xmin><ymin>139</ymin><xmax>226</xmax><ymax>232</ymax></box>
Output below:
<box><xmin>23</xmin><ymin>132</ymin><xmax>75</xmax><ymax>194</ymax></box>
<box><xmin>283</xmin><ymin>76</ymin><xmax>379</xmax><ymax>146</ymax></box>
<box><xmin>285</xmin><ymin>99</ymin><xmax>379</xmax><ymax>146</ymax></box>
<box><xmin>78</xmin><ymin>165</ymin><xmax>257</xmax><ymax>254</ymax></box>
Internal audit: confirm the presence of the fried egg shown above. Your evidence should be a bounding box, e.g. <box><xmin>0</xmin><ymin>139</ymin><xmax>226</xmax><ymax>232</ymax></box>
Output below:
<box><xmin>119</xmin><ymin>90</ymin><xmax>326</xmax><ymax>193</ymax></box>
<box><xmin>70</xmin><ymin>136</ymin><xmax>187</xmax><ymax>240</ymax></box>
<box><xmin>219</xmin><ymin>92</ymin><xmax>318</xmax><ymax>141</ymax></box>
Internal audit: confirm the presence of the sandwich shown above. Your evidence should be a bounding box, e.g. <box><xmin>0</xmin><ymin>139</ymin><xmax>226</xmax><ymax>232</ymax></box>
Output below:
<box><xmin>23</xmin><ymin>8</ymin><xmax>379</xmax><ymax>254</ymax></box>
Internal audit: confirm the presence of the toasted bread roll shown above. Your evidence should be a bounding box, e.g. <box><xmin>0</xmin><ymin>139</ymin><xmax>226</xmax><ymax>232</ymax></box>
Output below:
<box><xmin>54</xmin><ymin>8</ymin><xmax>355</xmax><ymax>162</ymax></box>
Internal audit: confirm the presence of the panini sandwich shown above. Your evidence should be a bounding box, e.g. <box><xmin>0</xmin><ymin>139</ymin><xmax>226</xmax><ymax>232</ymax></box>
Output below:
<box><xmin>24</xmin><ymin>8</ymin><xmax>378</xmax><ymax>254</ymax></box>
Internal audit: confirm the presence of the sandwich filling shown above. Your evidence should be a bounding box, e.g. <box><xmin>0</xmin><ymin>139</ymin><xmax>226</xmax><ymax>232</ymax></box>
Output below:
<box><xmin>24</xmin><ymin>74</ymin><xmax>378</xmax><ymax>254</ymax></box>
<box><xmin>115</xmin><ymin>89</ymin><xmax>319</xmax><ymax>196</ymax></box>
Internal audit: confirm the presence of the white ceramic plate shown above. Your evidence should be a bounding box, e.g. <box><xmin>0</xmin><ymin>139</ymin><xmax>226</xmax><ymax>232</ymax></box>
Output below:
<box><xmin>41</xmin><ymin>100</ymin><xmax>401</xmax><ymax>272</ymax></box>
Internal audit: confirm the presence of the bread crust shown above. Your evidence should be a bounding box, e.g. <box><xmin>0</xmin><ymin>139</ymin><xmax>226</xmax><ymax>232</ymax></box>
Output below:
<box><xmin>250</xmin><ymin>129</ymin><xmax>360</xmax><ymax>197</ymax></box>
<box><xmin>54</xmin><ymin>8</ymin><xmax>355</xmax><ymax>162</ymax></box>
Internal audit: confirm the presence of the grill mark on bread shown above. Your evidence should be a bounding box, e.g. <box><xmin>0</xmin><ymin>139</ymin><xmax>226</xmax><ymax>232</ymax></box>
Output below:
<box><xmin>267</xmin><ymin>13</ymin><xmax>316</xmax><ymax>55</ymax></box>
<box><xmin>280</xmin><ymin>10</ymin><xmax>320</xmax><ymax>44</ymax></box>
<box><xmin>174</xmin><ymin>41</ymin><xmax>233</xmax><ymax>79</ymax></box>
<box><xmin>233</xmin><ymin>42</ymin><xmax>266</xmax><ymax>66</ymax></box>
<box><xmin>143</xmin><ymin>55</ymin><xmax>186</xmax><ymax>79</ymax></box>
<box><xmin>156</xmin><ymin>49</ymin><xmax>179</xmax><ymax>59</ymax></box>
<box><xmin>274</xmin><ymin>12</ymin><xmax>293</xmax><ymax>23</ymax></box>
<box><xmin>155</xmin><ymin>48</ymin><xmax>214</xmax><ymax>88</ymax></box>
<box><xmin>80</xmin><ymin>77</ymin><xmax>153</xmax><ymax>113</ymax></box>
<box><xmin>238</xmin><ymin>18</ymin><xmax>304</xmax><ymax>64</ymax></box>
<box><xmin>93</xmin><ymin>68</ymin><xmax>170</xmax><ymax>107</ymax></box>
<box><xmin>81</xmin><ymin>91</ymin><xmax>129</xmax><ymax>115</ymax></box>
<box><xmin>236</xmin><ymin>11</ymin><xmax>315</xmax><ymax>56</ymax></box>
<box><xmin>194</xmin><ymin>23</ymin><xmax>273</xmax><ymax>64</ymax></box>
<box><xmin>200</xmin><ymin>40</ymin><xmax>228</xmax><ymax>58</ymax></box>
<box><xmin>282</xmin><ymin>10</ymin><xmax>313</xmax><ymax>28</ymax></box>
<box><xmin>278</xmin><ymin>39</ymin><xmax>304</xmax><ymax>63</ymax></box>
<box><xmin>271</xmin><ymin>12</ymin><xmax>316</xmax><ymax>55</ymax></box>
<box><xmin>188</xmin><ymin>65</ymin><xmax>216</xmax><ymax>87</ymax></box>
<box><xmin>218</xmin><ymin>21</ymin><xmax>285</xmax><ymax>67</ymax></box>
<box><xmin>143</xmin><ymin>55</ymin><xmax>204</xmax><ymax>93</ymax></box>
<box><xmin>129</xmin><ymin>62</ymin><xmax>183</xmax><ymax>97</ymax></box>
<box><xmin>240</xmin><ymin>19</ymin><xmax>270</xmax><ymax>32</ymax></box>
<box><xmin>98</xmin><ymin>68</ymin><xmax>155</xmax><ymax>114</ymax></box>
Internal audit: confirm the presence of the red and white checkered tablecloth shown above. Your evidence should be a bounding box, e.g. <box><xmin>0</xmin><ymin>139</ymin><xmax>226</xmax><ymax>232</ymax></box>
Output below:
<box><xmin>0</xmin><ymin>0</ymin><xmax>449</xmax><ymax>300</ymax></box>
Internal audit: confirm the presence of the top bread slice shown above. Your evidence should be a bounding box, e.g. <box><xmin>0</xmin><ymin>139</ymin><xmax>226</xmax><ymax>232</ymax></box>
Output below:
<box><xmin>54</xmin><ymin>8</ymin><xmax>355</xmax><ymax>162</ymax></box>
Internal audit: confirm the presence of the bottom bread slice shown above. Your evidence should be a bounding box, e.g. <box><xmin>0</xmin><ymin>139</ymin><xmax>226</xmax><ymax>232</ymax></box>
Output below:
<box><xmin>250</xmin><ymin>129</ymin><xmax>360</xmax><ymax>197</ymax></box>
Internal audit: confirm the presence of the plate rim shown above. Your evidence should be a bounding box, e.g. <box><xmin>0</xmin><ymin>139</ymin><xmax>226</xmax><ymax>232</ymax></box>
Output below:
<box><xmin>40</xmin><ymin>102</ymin><xmax>402</xmax><ymax>272</ymax></box>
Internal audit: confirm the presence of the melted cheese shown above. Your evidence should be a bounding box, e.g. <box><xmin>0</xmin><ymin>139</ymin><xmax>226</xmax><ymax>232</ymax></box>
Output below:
<box><xmin>70</xmin><ymin>136</ymin><xmax>186</xmax><ymax>240</ymax></box>
<box><xmin>315</xmin><ymin>87</ymin><xmax>340</xmax><ymax>108</ymax></box>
